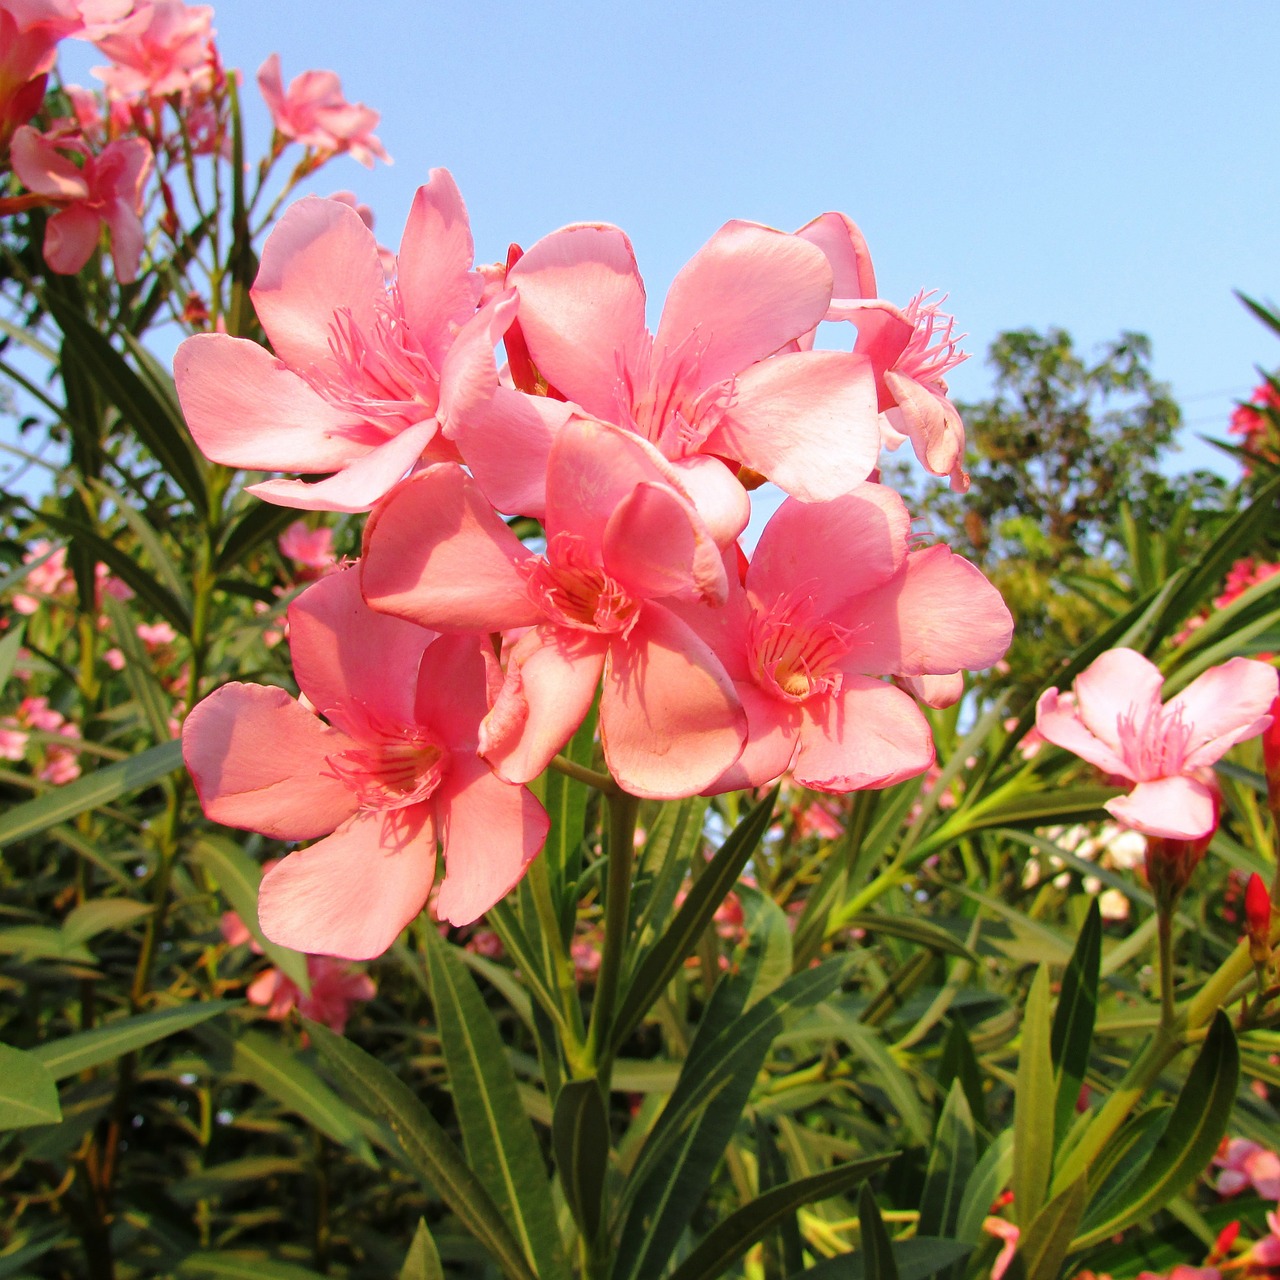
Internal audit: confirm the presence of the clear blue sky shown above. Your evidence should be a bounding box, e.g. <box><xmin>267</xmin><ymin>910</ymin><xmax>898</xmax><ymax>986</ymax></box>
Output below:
<box><xmin>71</xmin><ymin>2</ymin><xmax>1280</xmax><ymax>474</ymax></box>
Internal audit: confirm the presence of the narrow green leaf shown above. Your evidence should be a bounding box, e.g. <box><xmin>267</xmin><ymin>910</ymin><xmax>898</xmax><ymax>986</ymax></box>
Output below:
<box><xmin>842</xmin><ymin>913</ymin><xmax>980</xmax><ymax>965</ymax></box>
<box><xmin>938</xmin><ymin>1018</ymin><xmax>988</xmax><ymax>1134</ymax></box>
<box><xmin>1072</xmin><ymin>1012</ymin><xmax>1239</xmax><ymax>1249</ymax></box>
<box><xmin>103</xmin><ymin>593</ymin><xmax>176</xmax><ymax>744</ymax></box>
<box><xmin>0</xmin><ymin>1042</ymin><xmax>62</xmax><ymax>1129</ymax></box>
<box><xmin>1012</xmin><ymin>967</ymin><xmax>1055</xmax><ymax>1228</ymax></box>
<box><xmin>667</xmin><ymin>1155</ymin><xmax>895</xmax><ymax>1280</ymax></box>
<box><xmin>92</xmin><ymin>477</ymin><xmax>192</xmax><ymax>611</ymax></box>
<box><xmin>0</xmin><ymin>738</ymin><xmax>184</xmax><ymax>849</ymax></box>
<box><xmin>0</xmin><ymin>622</ymin><xmax>26</xmax><ymax>693</ymax></box>
<box><xmin>612</xmin><ymin>785</ymin><xmax>779</xmax><ymax>1052</ymax></box>
<box><xmin>955</xmin><ymin>1130</ymin><xmax>1014</xmax><ymax>1245</ymax></box>
<box><xmin>399</xmin><ymin>1220</ymin><xmax>444</xmax><ymax>1280</ymax></box>
<box><xmin>215</xmin><ymin>500</ymin><xmax>302</xmax><ymax>574</ymax></box>
<box><xmin>552</xmin><ymin>1078</ymin><xmax>609</xmax><ymax>1242</ymax></box>
<box><xmin>797</xmin><ymin>1239</ymin><xmax>973</xmax><ymax>1280</ymax></box>
<box><xmin>859</xmin><ymin>1182</ymin><xmax>900</xmax><ymax>1280</ymax></box>
<box><xmin>306</xmin><ymin>1021</ymin><xmax>537</xmax><ymax>1280</ymax></box>
<box><xmin>1017</xmin><ymin>1175</ymin><xmax>1088</xmax><ymax>1280</ymax></box>
<box><xmin>424</xmin><ymin>928</ymin><xmax>566</xmax><ymax>1280</ymax></box>
<box><xmin>178</xmin><ymin>1253</ymin><xmax>326</xmax><ymax>1279</ymax></box>
<box><xmin>61</xmin><ymin>898</ymin><xmax>152</xmax><ymax>945</ymax></box>
<box><xmin>193</xmin><ymin>835</ymin><xmax>309</xmax><ymax>990</ymax></box>
<box><xmin>919</xmin><ymin>1082</ymin><xmax>975</xmax><ymax>1239</ymax></box>
<box><xmin>1050</xmin><ymin>900</ymin><xmax>1101</xmax><ymax>1144</ymax></box>
<box><xmin>0</xmin><ymin>924</ymin><xmax>95</xmax><ymax>964</ymax></box>
<box><xmin>30</xmin><ymin>1002</ymin><xmax>233</xmax><ymax>1080</ymax></box>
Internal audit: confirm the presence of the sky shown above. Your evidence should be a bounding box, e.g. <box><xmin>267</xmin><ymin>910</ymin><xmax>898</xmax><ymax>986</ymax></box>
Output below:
<box><xmin>63</xmin><ymin>1</ymin><xmax>1280</xmax><ymax>477</ymax></box>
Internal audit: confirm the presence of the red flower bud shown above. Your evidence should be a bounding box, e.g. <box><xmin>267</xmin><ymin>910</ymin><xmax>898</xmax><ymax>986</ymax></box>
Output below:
<box><xmin>1246</xmin><ymin>872</ymin><xmax>1273</xmax><ymax>966</ymax></box>
<box><xmin>1144</xmin><ymin>793</ymin><xmax>1220</xmax><ymax>909</ymax></box>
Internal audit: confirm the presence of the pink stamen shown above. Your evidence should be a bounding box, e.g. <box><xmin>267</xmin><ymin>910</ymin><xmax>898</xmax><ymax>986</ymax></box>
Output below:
<box><xmin>1116</xmin><ymin>700</ymin><xmax>1193</xmax><ymax>780</ymax></box>
<box><xmin>748</xmin><ymin>594</ymin><xmax>853</xmax><ymax>704</ymax></box>
<box><xmin>523</xmin><ymin>533</ymin><xmax>641</xmax><ymax>635</ymax></box>
<box><xmin>325</xmin><ymin>713</ymin><xmax>448</xmax><ymax>812</ymax></box>
<box><xmin>896</xmin><ymin>290</ymin><xmax>968</xmax><ymax>389</ymax></box>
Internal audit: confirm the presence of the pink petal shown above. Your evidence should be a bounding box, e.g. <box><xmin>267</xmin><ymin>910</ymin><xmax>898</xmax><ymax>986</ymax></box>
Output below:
<box><xmin>653</xmin><ymin>221</ymin><xmax>832</xmax><ymax>392</ymax></box>
<box><xmin>258</xmin><ymin>807</ymin><xmax>438</xmax><ymax>959</ymax></box>
<box><xmin>884</xmin><ymin>368</ymin><xmax>966</xmax><ymax>478</ymax></box>
<box><xmin>899</xmin><ymin>673</ymin><xmax>966</xmax><ymax>709</ymax></box>
<box><xmin>42</xmin><ymin>205</ymin><xmax>100</xmax><ymax>276</ymax></box>
<box><xmin>599</xmin><ymin>604</ymin><xmax>746</xmax><ymax>799</ymax></box>
<box><xmin>841</xmin><ymin>300</ymin><xmax>913</xmax><ymax>409</ymax></box>
<box><xmin>708</xmin><ymin>350</ymin><xmax>879</xmax><ymax>502</ymax></box>
<box><xmin>839</xmin><ymin>545</ymin><xmax>1013</xmax><ymax>677</ymax></box>
<box><xmin>288</xmin><ymin>565</ymin><xmax>435</xmax><ymax>728</ymax></box>
<box><xmin>792</xmin><ymin>677</ymin><xmax>934</xmax><ymax>793</ymax></box>
<box><xmin>795</xmin><ymin>211</ymin><xmax>877</xmax><ymax>303</ymax></box>
<box><xmin>702</xmin><ymin>681</ymin><xmax>801</xmax><ymax>794</ymax></box>
<box><xmin>1035</xmin><ymin>687</ymin><xmax>1134</xmax><ymax>779</ymax></box>
<box><xmin>602</xmin><ymin>480</ymin><xmax>726</xmax><ymax>606</ymax></box>
<box><xmin>415</xmin><ymin>633</ymin><xmax>493</xmax><ymax>751</ymax></box>
<box><xmin>1106</xmin><ymin>775</ymin><xmax>1218</xmax><ymax>840</ymax></box>
<box><xmin>251</xmin><ymin>196</ymin><xmax>386</xmax><ymax>370</ymax></box>
<box><xmin>434</xmin><ymin>752</ymin><xmax>548</xmax><ymax>925</ymax></box>
<box><xmin>183</xmin><ymin>683</ymin><xmax>357</xmax><ymax>840</ymax></box>
<box><xmin>480</xmin><ymin>627</ymin><xmax>607</xmax><ymax>784</ymax></box>
<box><xmin>507</xmin><ymin>223</ymin><xmax>650</xmax><ymax>419</ymax></box>
<box><xmin>1171</xmin><ymin>657</ymin><xmax>1280</xmax><ymax>768</ymax></box>
<box><xmin>748</xmin><ymin>485</ymin><xmax>910</xmax><ymax>615</ymax></box>
<box><xmin>10</xmin><ymin>125</ymin><xmax>89</xmax><ymax>199</ymax></box>
<box><xmin>246</xmin><ymin>419</ymin><xmax>439</xmax><ymax>513</ymax></box>
<box><xmin>1074</xmin><ymin>649</ymin><xmax>1165</xmax><ymax>755</ymax></box>
<box><xmin>361</xmin><ymin>463</ymin><xmax>540</xmax><ymax>632</ymax></box>
<box><xmin>103</xmin><ymin>196</ymin><xmax>145</xmax><ymax>284</ymax></box>
<box><xmin>396</xmin><ymin>169</ymin><xmax>481</xmax><ymax>368</ymax></box>
<box><xmin>175</xmin><ymin>333</ymin><xmax>366</xmax><ymax>472</ymax></box>
<box><xmin>669</xmin><ymin>455</ymin><xmax>750</xmax><ymax>548</ymax></box>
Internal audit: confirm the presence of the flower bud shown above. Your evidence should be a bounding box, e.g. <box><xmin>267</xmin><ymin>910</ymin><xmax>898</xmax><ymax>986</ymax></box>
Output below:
<box><xmin>1145</xmin><ymin>792</ymin><xmax>1220</xmax><ymax>909</ymax></box>
<box><xmin>1245</xmin><ymin>872</ymin><xmax>1273</xmax><ymax>967</ymax></box>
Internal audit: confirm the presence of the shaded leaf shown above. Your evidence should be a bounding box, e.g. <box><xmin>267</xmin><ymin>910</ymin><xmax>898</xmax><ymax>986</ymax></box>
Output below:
<box><xmin>0</xmin><ymin>1042</ymin><xmax>62</xmax><ymax>1130</ymax></box>
<box><xmin>919</xmin><ymin>1081</ymin><xmax>975</xmax><ymax>1240</ymax></box>
<box><xmin>1012</xmin><ymin>967</ymin><xmax>1055</xmax><ymax>1228</ymax></box>
<box><xmin>552</xmin><ymin>1078</ymin><xmax>609</xmax><ymax>1242</ymax></box>
<box><xmin>858</xmin><ymin>1182</ymin><xmax>899</xmax><ymax>1280</ymax></box>
<box><xmin>1051</xmin><ymin>900</ymin><xmax>1101</xmax><ymax>1144</ymax></box>
<box><xmin>399</xmin><ymin>1220</ymin><xmax>444</xmax><ymax>1280</ymax></box>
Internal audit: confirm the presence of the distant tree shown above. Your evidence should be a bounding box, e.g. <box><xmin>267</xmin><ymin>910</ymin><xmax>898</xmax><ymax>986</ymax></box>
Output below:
<box><xmin>887</xmin><ymin>327</ymin><xmax>1229</xmax><ymax>700</ymax></box>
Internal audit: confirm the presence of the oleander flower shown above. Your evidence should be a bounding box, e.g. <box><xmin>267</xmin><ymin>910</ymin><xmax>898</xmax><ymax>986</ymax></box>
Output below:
<box><xmin>257</xmin><ymin>53</ymin><xmax>388</xmax><ymax>167</ymax></box>
<box><xmin>1036</xmin><ymin>648</ymin><xmax>1279</xmax><ymax>839</ymax></box>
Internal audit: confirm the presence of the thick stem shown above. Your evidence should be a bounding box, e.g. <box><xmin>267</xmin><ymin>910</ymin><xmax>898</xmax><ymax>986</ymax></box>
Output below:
<box><xmin>550</xmin><ymin>753</ymin><xmax>622</xmax><ymax>797</ymax></box>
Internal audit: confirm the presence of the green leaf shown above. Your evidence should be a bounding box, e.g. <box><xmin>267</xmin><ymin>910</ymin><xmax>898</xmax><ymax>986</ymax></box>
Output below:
<box><xmin>858</xmin><ymin>1182</ymin><xmax>900</xmax><ymax>1280</ymax></box>
<box><xmin>552</xmin><ymin>1078</ymin><xmax>609</xmax><ymax>1242</ymax></box>
<box><xmin>46</xmin><ymin>295</ymin><xmax>209</xmax><ymax>511</ymax></box>
<box><xmin>612</xmin><ymin>785</ymin><xmax>779</xmax><ymax>1052</ymax></box>
<box><xmin>193</xmin><ymin>835</ymin><xmax>309</xmax><ymax>990</ymax></box>
<box><xmin>306</xmin><ymin>1021</ymin><xmax>538</xmax><ymax>1280</ymax></box>
<box><xmin>0</xmin><ymin>738</ymin><xmax>184</xmax><ymax>849</ymax></box>
<box><xmin>1012</xmin><ymin>967</ymin><xmax>1055</xmax><ymax>1228</ymax></box>
<box><xmin>215</xmin><ymin>500</ymin><xmax>302</xmax><ymax>574</ymax></box>
<box><xmin>919</xmin><ymin>1081</ymin><xmax>975</xmax><ymax>1240</ymax></box>
<box><xmin>29</xmin><ymin>1002</ymin><xmax>233</xmax><ymax>1080</ymax></box>
<box><xmin>103</xmin><ymin>592</ymin><xmax>176</xmax><ymax>743</ymax></box>
<box><xmin>92</xmin><ymin>476</ymin><xmax>192</xmax><ymax>612</ymax></box>
<box><xmin>1071</xmin><ymin>1012</ymin><xmax>1239</xmax><ymax>1249</ymax></box>
<box><xmin>423</xmin><ymin>928</ymin><xmax>567</xmax><ymax>1280</ymax></box>
<box><xmin>198</xmin><ymin>1023</ymin><xmax>374</xmax><ymax>1163</ymax></box>
<box><xmin>0</xmin><ymin>924</ymin><xmax>95</xmax><ymax>964</ymax></box>
<box><xmin>666</xmin><ymin>1155</ymin><xmax>895</xmax><ymax>1280</ymax></box>
<box><xmin>61</xmin><ymin>898</ymin><xmax>152</xmax><ymax>946</ymax></box>
<box><xmin>399</xmin><ymin>1220</ymin><xmax>444</xmax><ymax>1280</ymax></box>
<box><xmin>1050</xmin><ymin>900</ymin><xmax>1101</xmax><ymax>1144</ymax></box>
<box><xmin>938</xmin><ymin>1018</ymin><xmax>988</xmax><ymax>1134</ymax></box>
<box><xmin>841</xmin><ymin>914</ymin><xmax>980</xmax><ymax>965</ymax></box>
<box><xmin>0</xmin><ymin>622</ymin><xmax>26</xmax><ymax>693</ymax></box>
<box><xmin>955</xmin><ymin>1130</ymin><xmax>1014</xmax><ymax>1245</ymax></box>
<box><xmin>1016</xmin><ymin>1175</ymin><xmax>1088</xmax><ymax>1280</ymax></box>
<box><xmin>177</xmin><ymin>1253</ymin><xmax>326</xmax><ymax>1279</ymax></box>
<box><xmin>0</xmin><ymin>1042</ymin><xmax>62</xmax><ymax>1129</ymax></box>
<box><xmin>797</xmin><ymin>1239</ymin><xmax>973</xmax><ymax>1280</ymax></box>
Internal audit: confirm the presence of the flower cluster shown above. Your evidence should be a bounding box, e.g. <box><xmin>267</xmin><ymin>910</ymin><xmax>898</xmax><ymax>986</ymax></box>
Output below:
<box><xmin>178</xmin><ymin>169</ymin><xmax>1013</xmax><ymax>958</ymax></box>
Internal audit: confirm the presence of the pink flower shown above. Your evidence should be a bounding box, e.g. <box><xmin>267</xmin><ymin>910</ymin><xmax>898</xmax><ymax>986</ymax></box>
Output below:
<box><xmin>0</xmin><ymin>724</ymin><xmax>29</xmax><ymax>760</ymax></box>
<box><xmin>670</xmin><ymin>484</ymin><xmax>1011</xmax><ymax>794</ymax></box>
<box><xmin>257</xmin><ymin>54</ymin><xmax>389</xmax><ymax>168</ymax></box>
<box><xmin>246</xmin><ymin>957</ymin><xmax>376</xmax><ymax>1033</ymax></box>
<box><xmin>1213</xmin><ymin>1138</ymin><xmax>1280</xmax><ymax>1199</ymax></box>
<box><xmin>90</xmin><ymin>0</ymin><xmax>216</xmax><ymax>100</ymax></box>
<box><xmin>1036</xmin><ymin>649</ymin><xmax>1279</xmax><ymax>840</ymax></box>
<box><xmin>183</xmin><ymin>565</ymin><xmax>548</xmax><ymax>958</ymax></box>
<box><xmin>10</xmin><ymin>125</ymin><xmax>152</xmax><ymax>282</ymax></box>
<box><xmin>11</xmin><ymin>540</ymin><xmax>74</xmax><ymax>613</ymax></box>
<box><xmin>0</xmin><ymin>1</ymin><xmax>80</xmax><ymax>150</ymax></box>
<box><xmin>982</xmin><ymin>1217</ymin><xmax>1019</xmax><ymax>1280</ymax></box>
<box><xmin>361</xmin><ymin>416</ymin><xmax>747</xmax><ymax>799</ymax></box>
<box><xmin>135</xmin><ymin>620</ymin><xmax>176</xmax><ymax>648</ymax></box>
<box><xmin>278</xmin><ymin>520</ymin><xmax>337</xmax><ymax>574</ymax></box>
<box><xmin>461</xmin><ymin>217</ymin><xmax>880</xmax><ymax>525</ymax></box>
<box><xmin>175</xmin><ymin>172</ymin><xmax>483</xmax><ymax>512</ymax></box>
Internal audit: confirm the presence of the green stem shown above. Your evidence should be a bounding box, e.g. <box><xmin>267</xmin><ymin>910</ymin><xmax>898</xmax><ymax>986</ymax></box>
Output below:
<box><xmin>525</xmin><ymin>850</ymin><xmax>589</xmax><ymax>1074</ymax></box>
<box><xmin>1157</xmin><ymin>905</ymin><xmax>1177</xmax><ymax>1031</ymax></box>
<box><xmin>587</xmin><ymin>790</ymin><xmax>639</xmax><ymax>1080</ymax></box>
<box><xmin>550</xmin><ymin>753</ymin><xmax>621</xmax><ymax>796</ymax></box>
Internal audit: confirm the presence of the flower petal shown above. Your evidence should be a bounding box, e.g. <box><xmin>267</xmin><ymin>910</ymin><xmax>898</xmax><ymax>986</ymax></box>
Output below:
<box><xmin>182</xmin><ymin>683</ymin><xmax>357</xmax><ymax>839</ymax></box>
<box><xmin>708</xmin><ymin>350</ymin><xmax>879</xmax><ymax>502</ymax></box>
<box><xmin>600</xmin><ymin>604</ymin><xmax>745</xmax><ymax>799</ymax></box>
<box><xmin>1171</xmin><ymin>657</ymin><xmax>1280</xmax><ymax>768</ymax></box>
<box><xmin>361</xmin><ymin>463</ymin><xmax>540</xmax><ymax>631</ymax></box>
<box><xmin>1035</xmin><ymin>687</ymin><xmax>1133</xmax><ymax>779</ymax></box>
<box><xmin>792</xmin><ymin>677</ymin><xmax>934</xmax><ymax>793</ymax></box>
<box><xmin>1073</xmin><ymin>648</ymin><xmax>1164</xmax><ymax>755</ymax></box>
<box><xmin>434</xmin><ymin>752</ymin><xmax>548</xmax><ymax>925</ymax></box>
<box><xmin>415</xmin><ymin>632</ymin><xmax>493</xmax><ymax>751</ymax></box>
<box><xmin>258</xmin><ymin>807</ymin><xmax>437</xmax><ymax>959</ymax></box>
<box><xmin>1106</xmin><ymin>775</ymin><xmax>1218</xmax><ymax>840</ymax></box>
<box><xmin>702</xmin><ymin>681</ymin><xmax>800</xmax><ymax>794</ymax></box>
<box><xmin>795</xmin><ymin>211</ymin><xmax>878</xmax><ymax>304</ymax></box>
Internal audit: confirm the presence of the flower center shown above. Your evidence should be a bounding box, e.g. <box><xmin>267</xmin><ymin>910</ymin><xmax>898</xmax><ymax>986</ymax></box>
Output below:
<box><xmin>325</xmin><ymin>718</ymin><xmax>448</xmax><ymax>811</ymax></box>
<box><xmin>895</xmin><ymin>291</ymin><xmax>967</xmax><ymax>390</ymax></box>
<box><xmin>748</xmin><ymin>595</ymin><xmax>852</xmax><ymax>704</ymax></box>
<box><xmin>304</xmin><ymin>287</ymin><xmax>440</xmax><ymax>442</ymax></box>
<box><xmin>1116</xmin><ymin>701</ymin><xmax>1193</xmax><ymax>780</ymax></box>
<box><xmin>523</xmin><ymin>533</ymin><xmax>640</xmax><ymax>634</ymax></box>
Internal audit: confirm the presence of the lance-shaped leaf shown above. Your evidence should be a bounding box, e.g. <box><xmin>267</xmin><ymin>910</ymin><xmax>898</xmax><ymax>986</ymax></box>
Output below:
<box><xmin>611</xmin><ymin>785</ymin><xmax>779</xmax><ymax>1052</ymax></box>
<box><xmin>858</xmin><ymin>1182</ymin><xmax>900</xmax><ymax>1280</ymax></box>
<box><xmin>919</xmin><ymin>1081</ymin><xmax>975</xmax><ymax>1240</ymax></box>
<box><xmin>0</xmin><ymin>1043</ymin><xmax>62</xmax><ymax>1130</ymax></box>
<box><xmin>1016</xmin><ymin>1175</ymin><xmax>1088</xmax><ymax>1280</ymax></box>
<box><xmin>0</xmin><ymin>738</ymin><xmax>184</xmax><ymax>849</ymax></box>
<box><xmin>797</xmin><ymin>1239</ymin><xmax>974</xmax><ymax>1280</ymax></box>
<box><xmin>667</xmin><ymin>1155</ymin><xmax>896</xmax><ymax>1280</ymax></box>
<box><xmin>1050</xmin><ymin>900</ymin><xmax>1101</xmax><ymax>1145</ymax></box>
<box><xmin>306</xmin><ymin>1021</ymin><xmax>538</xmax><ymax>1280</ymax></box>
<box><xmin>1071</xmin><ymin>1012</ymin><xmax>1239</xmax><ymax>1249</ymax></box>
<box><xmin>1012</xmin><ymin>966</ymin><xmax>1055</xmax><ymax>1228</ymax></box>
<box><xmin>177</xmin><ymin>1254</ymin><xmax>326</xmax><ymax>1279</ymax></box>
<box><xmin>552</xmin><ymin>1078</ymin><xmax>609</xmax><ymax>1242</ymax></box>
<box><xmin>399</xmin><ymin>1220</ymin><xmax>444</xmax><ymax>1280</ymax></box>
<box><xmin>423</xmin><ymin>929</ymin><xmax>568</xmax><ymax>1280</ymax></box>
